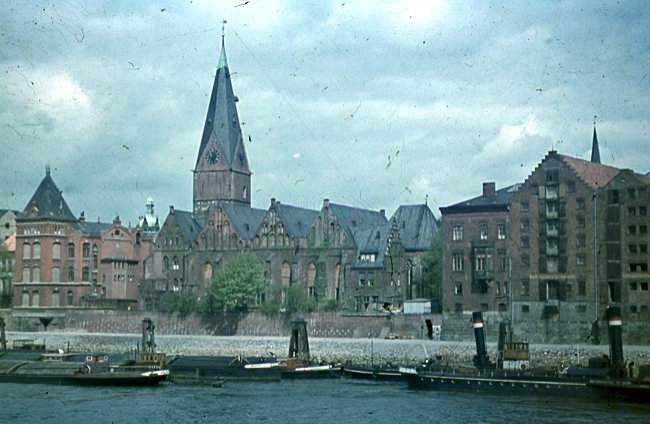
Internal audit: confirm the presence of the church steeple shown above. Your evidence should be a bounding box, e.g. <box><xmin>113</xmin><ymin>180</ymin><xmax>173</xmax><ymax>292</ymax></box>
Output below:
<box><xmin>591</xmin><ymin>117</ymin><xmax>601</xmax><ymax>164</ymax></box>
<box><xmin>193</xmin><ymin>28</ymin><xmax>251</xmax><ymax>213</ymax></box>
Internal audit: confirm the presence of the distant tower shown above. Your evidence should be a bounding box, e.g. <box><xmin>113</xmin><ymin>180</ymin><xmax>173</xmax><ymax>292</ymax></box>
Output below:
<box><xmin>590</xmin><ymin>116</ymin><xmax>601</xmax><ymax>164</ymax></box>
<box><xmin>193</xmin><ymin>30</ymin><xmax>251</xmax><ymax>213</ymax></box>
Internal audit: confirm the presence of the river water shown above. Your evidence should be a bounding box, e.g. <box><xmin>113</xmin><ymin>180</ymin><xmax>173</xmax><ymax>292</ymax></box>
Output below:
<box><xmin>1</xmin><ymin>378</ymin><xmax>648</xmax><ymax>423</ymax></box>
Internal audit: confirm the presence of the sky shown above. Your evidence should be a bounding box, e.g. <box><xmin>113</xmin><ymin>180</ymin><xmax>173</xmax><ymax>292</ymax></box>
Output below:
<box><xmin>1</xmin><ymin>1</ymin><xmax>648</xmax><ymax>225</ymax></box>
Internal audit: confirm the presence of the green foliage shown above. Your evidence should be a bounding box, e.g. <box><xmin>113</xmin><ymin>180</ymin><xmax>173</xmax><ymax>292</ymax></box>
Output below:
<box><xmin>260</xmin><ymin>299</ymin><xmax>282</xmax><ymax>314</ymax></box>
<box><xmin>207</xmin><ymin>251</ymin><xmax>265</xmax><ymax>312</ymax></box>
<box><xmin>419</xmin><ymin>228</ymin><xmax>442</xmax><ymax>299</ymax></box>
<box><xmin>318</xmin><ymin>298</ymin><xmax>340</xmax><ymax>312</ymax></box>
<box><xmin>163</xmin><ymin>291</ymin><xmax>199</xmax><ymax>315</ymax></box>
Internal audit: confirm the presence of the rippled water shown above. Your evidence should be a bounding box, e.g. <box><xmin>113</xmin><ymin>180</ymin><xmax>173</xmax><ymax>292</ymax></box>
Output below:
<box><xmin>1</xmin><ymin>379</ymin><xmax>648</xmax><ymax>423</ymax></box>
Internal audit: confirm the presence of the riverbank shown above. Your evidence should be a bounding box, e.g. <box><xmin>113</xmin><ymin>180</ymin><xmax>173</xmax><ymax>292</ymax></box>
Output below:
<box><xmin>6</xmin><ymin>331</ymin><xmax>650</xmax><ymax>370</ymax></box>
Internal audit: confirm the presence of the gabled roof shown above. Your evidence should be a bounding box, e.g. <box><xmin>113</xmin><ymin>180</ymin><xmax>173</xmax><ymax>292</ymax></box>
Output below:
<box><xmin>440</xmin><ymin>184</ymin><xmax>521</xmax><ymax>214</ymax></box>
<box><xmin>350</xmin><ymin>223</ymin><xmax>391</xmax><ymax>269</ymax></box>
<box><xmin>0</xmin><ymin>209</ymin><xmax>18</xmax><ymax>217</ymax></box>
<box><xmin>222</xmin><ymin>203</ymin><xmax>266</xmax><ymax>240</ymax></box>
<box><xmin>172</xmin><ymin>210</ymin><xmax>205</xmax><ymax>243</ymax></box>
<box><xmin>559</xmin><ymin>154</ymin><xmax>620</xmax><ymax>189</ymax></box>
<box><xmin>274</xmin><ymin>203</ymin><xmax>319</xmax><ymax>238</ymax></box>
<box><xmin>19</xmin><ymin>170</ymin><xmax>76</xmax><ymax>221</ymax></box>
<box><xmin>391</xmin><ymin>204</ymin><xmax>439</xmax><ymax>251</ymax></box>
<box><xmin>195</xmin><ymin>38</ymin><xmax>246</xmax><ymax>170</ymax></box>
<box><xmin>328</xmin><ymin>203</ymin><xmax>388</xmax><ymax>230</ymax></box>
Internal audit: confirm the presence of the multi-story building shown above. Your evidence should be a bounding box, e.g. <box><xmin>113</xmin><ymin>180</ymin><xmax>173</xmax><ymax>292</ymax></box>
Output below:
<box><xmin>440</xmin><ymin>131</ymin><xmax>650</xmax><ymax>343</ymax></box>
<box><xmin>13</xmin><ymin>169</ymin><xmax>154</xmax><ymax>310</ymax></box>
<box><xmin>143</xmin><ymin>37</ymin><xmax>440</xmax><ymax>312</ymax></box>
<box><xmin>0</xmin><ymin>235</ymin><xmax>15</xmax><ymax>308</ymax></box>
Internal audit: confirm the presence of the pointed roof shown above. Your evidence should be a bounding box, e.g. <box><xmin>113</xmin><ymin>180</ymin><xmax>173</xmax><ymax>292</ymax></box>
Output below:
<box><xmin>390</xmin><ymin>204</ymin><xmax>440</xmax><ymax>251</ymax></box>
<box><xmin>591</xmin><ymin>125</ymin><xmax>601</xmax><ymax>164</ymax></box>
<box><xmin>273</xmin><ymin>203</ymin><xmax>319</xmax><ymax>238</ymax></box>
<box><xmin>19</xmin><ymin>169</ymin><xmax>76</xmax><ymax>221</ymax></box>
<box><xmin>440</xmin><ymin>184</ymin><xmax>521</xmax><ymax>214</ymax></box>
<box><xmin>328</xmin><ymin>203</ymin><xmax>388</xmax><ymax>230</ymax></box>
<box><xmin>196</xmin><ymin>37</ymin><xmax>245</xmax><ymax>169</ymax></box>
<box><xmin>222</xmin><ymin>203</ymin><xmax>267</xmax><ymax>239</ymax></box>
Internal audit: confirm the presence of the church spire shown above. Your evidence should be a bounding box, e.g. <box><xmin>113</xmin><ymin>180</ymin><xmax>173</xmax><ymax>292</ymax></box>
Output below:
<box><xmin>591</xmin><ymin>116</ymin><xmax>601</xmax><ymax>164</ymax></box>
<box><xmin>193</xmin><ymin>25</ymin><xmax>252</xmax><ymax>213</ymax></box>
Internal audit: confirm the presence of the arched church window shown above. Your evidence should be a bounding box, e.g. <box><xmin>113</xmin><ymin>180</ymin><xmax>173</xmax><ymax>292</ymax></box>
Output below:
<box><xmin>204</xmin><ymin>262</ymin><xmax>213</xmax><ymax>282</ymax></box>
<box><xmin>163</xmin><ymin>256</ymin><xmax>169</xmax><ymax>270</ymax></box>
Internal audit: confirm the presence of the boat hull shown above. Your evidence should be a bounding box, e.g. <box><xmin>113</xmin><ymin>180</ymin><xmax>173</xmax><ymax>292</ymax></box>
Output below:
<box><xmin>0</xmin><ymin>370</ymin><xmax>168</xmax><ymax>386</ymax></box>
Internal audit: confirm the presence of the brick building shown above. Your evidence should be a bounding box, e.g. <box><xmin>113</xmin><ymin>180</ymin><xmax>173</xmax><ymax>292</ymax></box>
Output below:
<box><xmin>440</xmin><ymin>130</ymin><xmax>650</xmax><ymax>343</ymax></box>
<box><xmin>142</xmin><ymin>37</ymin><xmax>439</xmax><ymax>312</ymax></box>
<box><xmin>13</xmin><ymin>169</ymin><xmax>154</xmax><ymax>310</ymax></box>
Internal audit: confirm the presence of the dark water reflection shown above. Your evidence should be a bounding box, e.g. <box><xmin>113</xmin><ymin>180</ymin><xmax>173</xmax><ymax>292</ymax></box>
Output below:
<box><xmin>1</xmin><ymin>379</ymin><xmax>648</xmax><ymax>423</ymax></box>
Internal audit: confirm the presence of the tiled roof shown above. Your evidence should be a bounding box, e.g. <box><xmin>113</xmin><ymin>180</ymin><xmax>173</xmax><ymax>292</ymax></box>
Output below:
<box><xmin>559</xmin><ymin>154</ymin><xmax>620</xmax><ymax>189</ymax></box>
<box><xmin>222</xmin><ymin>203</ymin><xmax>266</xmax><ymax>240</ymax></box>
<box><xmin>440</xmin><ymin>184</ymin><xmax>521</xmax><ymax>214</ymax></box>
<box><xmin>350</xmin><ymin>224</ymin><xmax>391</xmax><ymax>269</ymax></box>
<box><xmin>390</xmin><ymin>204</ymin><xmax>439</xmax><ymax>251</ymax></box>
<box><xmin>2</xmin><ymin>233</ymin><xmax>16</xmax><ymax>251</ymax></box>
<box><xmin>328</xmin><ymin>203</ymin><xmax>388</xmax><ymax>230</ymax></box>
<box><xmin>72</xmin><ymin>221</ymin><xmax>112</xmax><ymax>235</ymax></box>
<box><xmin>19</xmin><ymin>172</ymin><xmax>76</xmax><ymax>221</ymax></box>
<box><xmin>274</xmin><ymin>203</ymin><xmax>319</xmax><ymax>238</ymax></box>
<box><xmin>173</xmin><ymin>210</ymin><xmax>205</xmax><ymax>243</ymax></box>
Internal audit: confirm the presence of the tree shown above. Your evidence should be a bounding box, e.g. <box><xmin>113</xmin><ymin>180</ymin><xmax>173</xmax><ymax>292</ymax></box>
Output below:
<box><xmin>418</xmin><ymin>228</ymin><xmax>442</xmax><ymax>300</ymax></box>
<box><xmin>163</xmin><ymin>291</ymin><xmax>199</xmax><ymax>315</ymax></box>
<box><xmin>207</xmin><ymin>251</ymin><xmax>265</xmax><ymax>312</ymax></box>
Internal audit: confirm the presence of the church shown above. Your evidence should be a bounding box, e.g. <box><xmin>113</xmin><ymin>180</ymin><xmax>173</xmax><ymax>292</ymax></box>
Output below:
<box><xmin>141</xmin><ymin>36</ymin><xmax>439</xmax><ymax>313</ymax></box>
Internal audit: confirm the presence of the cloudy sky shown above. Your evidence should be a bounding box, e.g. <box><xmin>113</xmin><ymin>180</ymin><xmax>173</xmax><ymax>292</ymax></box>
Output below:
<box><xmin>1</xmin><ymin>1</ymin><xmax>648</xmax><ymax>225</ymax></box>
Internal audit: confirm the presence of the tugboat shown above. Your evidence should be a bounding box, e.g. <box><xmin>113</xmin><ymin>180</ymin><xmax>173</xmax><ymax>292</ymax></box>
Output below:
<box><xmin>587</xmin><ymin>306</ymin><xmax>650</xmax><ymax>403</ymax></box>
<box><xmin>245</xmin><ymin>319</ymin><xmax>342</xmax><ymax>379</ymax></box>
<box><xmin>400</xmin><ymin>311</ymin><xmax>602</xmax><ymax>397</ymax></box>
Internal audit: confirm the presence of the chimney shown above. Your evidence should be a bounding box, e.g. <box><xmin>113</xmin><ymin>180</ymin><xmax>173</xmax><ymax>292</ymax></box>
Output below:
<box><xmin>169</xmin><ymin>205</ymin><xmax>175</xmax><ymax>214</ymax></box>
<box><xmin>79</xmin><ymin>211</ymin><xmax>85</xmax><ymax>224</ymax></box>
<box><xmin>380</xmin><ymin>209</ymin><xmax>386</xmax><ymax>218</ymax></box>
<box><xmin>483</xmin><ymin>182</ymin><xmax>496</xmax><ymax>197</ymax></box>
<box><xmin>323</xmin><ymin>199</ymin><xmax>330</xmax><ymax>209</ymax></box>
<box><xmin>271</xmin><ymin>198</ymin><xmax>276</xmax><ymax>208</ymax></box>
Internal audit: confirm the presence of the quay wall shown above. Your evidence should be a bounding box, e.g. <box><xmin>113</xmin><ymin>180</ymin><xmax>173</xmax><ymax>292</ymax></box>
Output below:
<box><xmin>4</xmin><ymin>309</ymin><xmax>441</xmax><ymax>340</ymax></box>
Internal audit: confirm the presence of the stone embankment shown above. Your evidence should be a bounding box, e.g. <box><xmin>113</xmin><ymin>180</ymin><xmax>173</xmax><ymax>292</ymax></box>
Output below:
<box><xmin>7</xmin><ymin>331</ymin><xmax>650</xmax><ymax>370</ymax></box>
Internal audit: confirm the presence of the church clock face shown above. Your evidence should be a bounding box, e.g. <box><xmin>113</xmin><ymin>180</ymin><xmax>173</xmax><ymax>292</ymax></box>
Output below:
<box><xmin>206</xmin><ymin>148</ymin><xmax>219</xmax><ymax>164</ymax></box>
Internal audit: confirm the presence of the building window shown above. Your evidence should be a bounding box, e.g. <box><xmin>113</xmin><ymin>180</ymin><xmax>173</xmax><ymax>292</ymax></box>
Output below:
<box><xmin>163</xmin><ymin>256</ymin><xmax>169</xmax><ymax>270</ymax></box>
<box><xmin>52</xmin><ymin>243</ymin><xmax>61</xmax><ymax>260</ymax></box>
<box><xmin>22</xmin><ymin>243</ymin><xmax>30</xmax><ymax>259</ymax></box>
<box><xmin>82</xmin><ymin>267</ymin><xmax>89</xmax><ymax>281</ymax></box>
<box><xmin>452</xmin><ymin>253</ymin><xmax>464</xmax><ymax>271</ymax></box>
<box><xmin>567</xmin><ymin>181</ymin><xmax>575</xmax><ymax>193</ymax></box>
<box><xmin>576</xmin><ymin>198</ymin><xmax>585</xmax><ymax>210</ymax></box>
<box><xmin>640</xmin><ymin>207</ymin><xmax>647</xmax><ymax>216</ymax></box>
<box><xmin>630</xmin><ymin>282</ymin><xmax>638</xmax><ymax>291</ymax></box>
<box><xmin>521</xmin><ymin>202</ymin><xmax>529</xmax><ymax>212</ymax></box>
<box><xmin>172</xmin><ymin>257</ymin><xmax>180</xmax><ymax>271</ymax></box>
<box><xmin>67</xmin><ymin>266</ymin><xmax>74</xmax><ymax>281</ymax></box>
<box><xmin>480</xmin><ymin>225</ymin><xmax>488</xmax><ymax>240</ymax></box>
<box><xmin>577</xmin><ymin>217</ymin><xmax>585</xmax><ymax>228</ymax></box>
<box><xmin>22</xmin><ymin>290</ymin><xmax>29</xmax><ymax>306</ymax></box>
<box><xmin>454</xmin><ymin>282</ymin><xmax>462</xmax><ymax>295</ymax></box>
<box><xmin>628</xmin><ymin>188</ymin><xmax>636</xmax><ymax>200</ymax></box>
<box><xmin>33</xmin><ymin>242</ymin><xmax>41</xmax><ymax>259</ymax></box>
<box><xmin>497</xmin><ymin>224</ymin><xmax>506</xmax><ymax>240</ymax></box>
<box><xmin>546</xmin><ymin>169</ymin><xmax>559</xmax><ymax>183</ymax></box>
<box><xmin>576</xmin><ymin>235</ymin><xmax>585</xmax><ymax>247</ymax></box>
<box><xmin>32</xmin><ymin>290</ymin><xmax>40</xmax><ymax>307</ymax></box>
<box><xmin>641</xmin><ymin>245</ymin><xmax>648</xmax><ymax>253</ymax></box>
<box><xmin>498</xmin><ymin>303</ymin><xmax>507</xmax><ymax>312</ymax></box>
<box><xmin>578</xmin><ymin>280</ymin><xmax>586</xmax><ymax>296</ymax></box>
<box><xmin>521</xmin><ymin>256</ymin><xmax>529</xmax><ymax>267</ymax></box>
<box><xmin>452</xmin><ymin>226</ymin><xmax>463</xmax><ymax>241</ymax></box>
<box><xmin>358</xmin><ymin>272</ymin><xmax>366</xmax><ymax>286</ymax></box>
<box><xmin>68</xmin><ymin>243</ymin><xmax>75</xmax><ymax>258</ymax></box>
<box><xmin>82</xmin><ymin>243</ymin><xmax>90</xmax><ymax>259</ymax></box>
<box><xmin>641</xmin><ymin>225</ymin><xmax>648</xmax><ymax>235</ymax></box>
<box><xmin>52</xmin><ymin>267</ymin><xmax>60</xmax><ymax>282</ymax></box>
<box><xmin>498</xmin><ymin>252</ymin><xmax>506</xmax><ymax>272</ymax></box>
<box><xmin>33</xmin><ymin>267</ymin><xmax>40</xmax><ymax>282</ymax></box>
<box><xmin>368</xmin><ymin>272</ymin><xmax>375</xmax><ymax>286</ymax></box>
<box><xmin>521</xmin><ymin>304</ymin><xmax>530</xmax><ymax>313</ymax></box>
<box><xmin>520</xmin><ymin>220</ymin><xmax>529</xmax><ymax>232</ymax></box>
<box><xmin>521</xmin><ymin>238</ymin><xmax>529</xmax><ymax>249</ymax></box>
<box><xmin>521</xmin><ymin>280</ymin><xmax>530</xmax><ymax>297</ymax></box>
<box><xmin>628</xmin><ymin>207</ymin><xmax>636</xmax><ymax>216</ymax></box>
<box><xmin>67</xmin><ymin>290</ymin><xmax>74</xmax><ymax>306</ymax></box>
<box><xmin>203</xmin><ymin>262</ymin><xmax>213</xmax><ymax>283</ymax></box>
<box><xmin>22</xmin><ymin>267</ymin><xmax>30</xmax><ymax>282</ymax></box>
<box><xmin>641</xmin><ymin>282</ymin><xmax>649</xmax><ymax>291</ymax></box>
<box><xmin>608</xmin><ymin>190</ymin><xmax>619</xmax><ymax>205</ymax></box>
<box><xmin>577</xmin><ymin>305</ymin><xmax>586</xmax><ymax>314</ymax></box>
